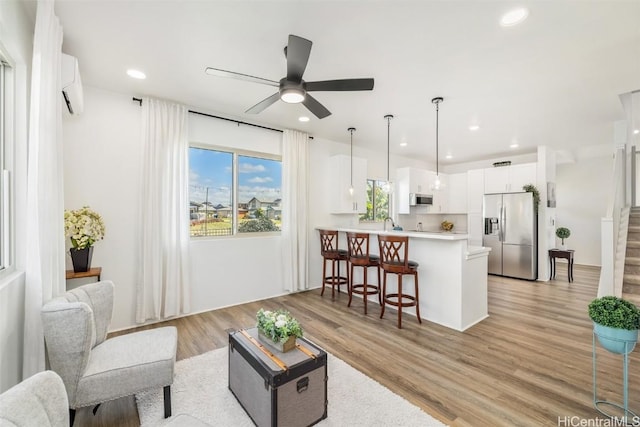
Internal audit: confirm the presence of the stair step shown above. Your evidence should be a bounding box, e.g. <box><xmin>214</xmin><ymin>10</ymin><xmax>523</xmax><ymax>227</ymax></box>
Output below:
<box><xmin>622</xmin><ymin>293</ymin><xmax>640</xmax><ymax>307</ymax></box>
<box><xmin>626</xmin><ymin>241</ymin><xmax>640</xmax><ymax>249</ymax></box>
<box><xmin>625</xmin><ymin>266</ymin><xmax>640</xmax><ymax>277</ymax></box>
<box><xmin>626</xmin><ymin>257</ymin><xmax>640</xmax><ymax>266</ymax></box>
<box><xmin>626</xmin><ymin>248</ymin><xmax>640</xmax><ymax>258</ymax></box>
<box><xmin>623</xmin><ymin>281</ymin><xmax>640</xmax><ymax>293</ymax></box>
<box><xmin>623</xmin><ymin>274</ymin><xmax>640</xmax><ymax>286</ymax></box>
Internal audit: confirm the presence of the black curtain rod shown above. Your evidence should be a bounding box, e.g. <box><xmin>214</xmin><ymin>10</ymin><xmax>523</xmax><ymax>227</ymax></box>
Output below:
<box><xmin>132</xmin><ymin>97</ymin><xmax>313</xmax><ymax>138</ymax></box>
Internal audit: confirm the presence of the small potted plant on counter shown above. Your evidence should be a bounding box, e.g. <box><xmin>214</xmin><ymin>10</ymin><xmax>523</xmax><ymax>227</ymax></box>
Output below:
<box><xmin>588</xmin><ymin>296</ymin><xmax>640</xmax><ymax>354</ymax></box>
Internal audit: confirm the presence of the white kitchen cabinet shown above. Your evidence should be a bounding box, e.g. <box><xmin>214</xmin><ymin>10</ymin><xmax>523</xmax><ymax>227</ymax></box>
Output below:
<box><xmin>329</xmin><ymin>154</ymin><xmax>368</xmax><ymax>214</ymax></box>
<box><xmin>509</xmin><ymin>163</ymin><xmax>537</xmax><ymax>190</ymax></box>
<box><xmin>483</xmin><ymin>166</ymin><xmax>510</xmax><ymax>194</ymax></box>
<box><xmin>466</xmin><ymin>169</ymin><xmax>485</xmax><ymax>214</ymax></box>
<box><xmin>447</xmin><ymin>172</ymin><xmax>467</xmax><ymax>214</ymax></box>
<box><xmin>484</xmin><ymin>163</ymin><xmax>536</xmax><ymax>194</ymax></box>
<box><xmin>396</xmin><ymin>167</ymin><xmax>430</xmax><ymax>214</ymax></box>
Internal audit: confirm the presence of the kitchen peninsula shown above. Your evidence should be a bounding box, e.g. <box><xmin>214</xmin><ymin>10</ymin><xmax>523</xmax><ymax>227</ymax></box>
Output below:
<box><xmin>334</xmin><ymin>228</ymin><xmax>491</xmax><ymax>331</ymax></box>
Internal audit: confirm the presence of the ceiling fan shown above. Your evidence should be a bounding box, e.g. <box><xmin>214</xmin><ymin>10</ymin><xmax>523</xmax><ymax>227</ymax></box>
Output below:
<box><xmin>205</xmin><ymin>34</ymin><xmax>374</xmax><ymax>119</ymax></box>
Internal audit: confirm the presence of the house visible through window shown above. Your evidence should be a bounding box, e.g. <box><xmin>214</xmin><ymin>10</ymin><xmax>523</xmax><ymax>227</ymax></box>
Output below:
<box><xmin>360</xmin><ymin>179</ymin><xmax>390</xmax><ymax>222</ymax></box>
<box><xmin>189</xmin><ymin>146</ymin><xmax>282</xmax><ymax>237</ymax></box>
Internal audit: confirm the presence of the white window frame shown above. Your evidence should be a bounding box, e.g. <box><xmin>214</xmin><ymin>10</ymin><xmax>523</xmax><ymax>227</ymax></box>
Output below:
<box><xmin>0</xmin><ymin>47</ymin><xmax>15</xmax><ymax>277</ymax></box>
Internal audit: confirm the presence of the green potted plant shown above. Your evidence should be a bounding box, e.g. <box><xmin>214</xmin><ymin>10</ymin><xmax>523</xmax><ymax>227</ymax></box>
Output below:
<box><xmin>588</xmin><ymin>296</ymin><xmax>640</xmax><ymax>354</ymax></box>
<box><xmin>256</xmin><ymin>308</ymin><xmax>303</xmax><ymax>353</ymax></box>
<box><xmin>556</xmin><ymin>227</ymin><xmax>571</xmax><ymax>249</ymax></box>
<box><xmin>64</xmin><ymin>206</ymin><xmax>106</xmax><ymax>272</ymax></box>
<box><xmin>522</xmin><ymin>184</ymin><xmax>540</xmax><ymax>213</ymax></box>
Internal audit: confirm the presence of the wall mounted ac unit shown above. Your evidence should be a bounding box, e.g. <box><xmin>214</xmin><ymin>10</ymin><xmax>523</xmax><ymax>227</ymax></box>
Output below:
<box><xmin>61</xmin><ymin>53</ymin><xmax>84</xmax><ymax>115</ymax></box>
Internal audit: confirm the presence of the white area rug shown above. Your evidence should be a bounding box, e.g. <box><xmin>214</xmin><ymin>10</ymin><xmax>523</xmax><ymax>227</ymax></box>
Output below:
<box><xmin>136</xmin><ymin>347</ymin><xmax>446</xmax><ymax>426</ymax></box>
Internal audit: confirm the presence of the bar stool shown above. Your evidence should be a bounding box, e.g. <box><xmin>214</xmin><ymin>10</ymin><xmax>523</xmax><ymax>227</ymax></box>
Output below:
<box><xmin>377</xmin><ymin>234</ymin><xmax>422</xmax><ymax>329</ymax></box>
<box><xmin>346</xmin><ymin>232</ymin><xmax>381</xmax><ymax>314</ymax></box>
<box><xmin>318</xmin><ymin>229</ymin><xmax>349</xmax><ymax>298</ymax></box>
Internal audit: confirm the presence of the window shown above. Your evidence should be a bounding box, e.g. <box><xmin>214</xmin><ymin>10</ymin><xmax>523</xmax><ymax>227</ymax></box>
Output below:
<box><xmin>189</xmin><ymin>146</ymin><xmax>282</xmax><ymax>237</ymax></box>
<box><xmin>360</xmin><ymin>179</ymin><xmax>390</xmax><ymax>222</ymax></box>
<box><xmin>0</xmin><ymin>55</ymin><xmax>11</xmax><ymax>271</ymax></box>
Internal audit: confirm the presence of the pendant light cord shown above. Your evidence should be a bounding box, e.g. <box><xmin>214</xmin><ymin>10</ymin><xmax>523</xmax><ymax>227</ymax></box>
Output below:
<box><xmin>348</xmin><ymin>127</ymin><xmax>355</xmax><ymax>188</ymax></box>
<box><xmin>384</xmin><ymin>115</ymin><xmax>393</xmax><ymax>182</ymax></box>
<box><xmin>435</xmin><ymin>102</ymin><xmax>439</xmax><ymax>177</ymax></box>
<box><xmin>431</xmin><ymin>97</ymin><xmax>444</xmax><ymax>178</ymax></box>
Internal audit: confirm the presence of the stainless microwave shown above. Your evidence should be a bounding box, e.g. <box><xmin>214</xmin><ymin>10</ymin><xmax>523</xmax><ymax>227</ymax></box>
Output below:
<box><xmin>410</xmin><ymin>193</ymin><xmax>433</xmax><ymax>206</ymax></box>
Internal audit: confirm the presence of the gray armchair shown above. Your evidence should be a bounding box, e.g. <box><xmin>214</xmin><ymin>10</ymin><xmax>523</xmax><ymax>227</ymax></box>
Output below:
<box><xmin>41</xmin><ymin>280</ymin><xmax>177</xmax><ymax>425</ymax></box>
<box><xmin>0</xmin><ymin>371</ymin><xmax>68</xmax><ymax>427</ymax></box>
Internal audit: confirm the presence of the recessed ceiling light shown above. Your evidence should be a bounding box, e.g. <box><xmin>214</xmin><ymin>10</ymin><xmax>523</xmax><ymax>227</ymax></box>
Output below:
<box><xmin>469</xmin><ymin>125</ymin><xmax>480</xmax><ymax>131</ymax></box>
<box><xmin>298</xmin><ymin>116</ymin><xmax>310</xmax><ymax>122</ymax></box>
<box><xmin>500</xmin><ymin>7</ymin><xmax>529</xmax><ymax>27</ymax></box>
<box><xmin>399</xmin><ymin>142</ymin><xmax>408</xmax><ymax>147</ymax></box>
<box><xmin>126</xmin><ymin>69</ymin><xmax>146</xmax><ymax>79</ymax></box>
<box><xmin>634</xmin><ymin>129</ymin><xmax>640</xmax><ymax>135</ymax></box>
<box><xmin>445</xmin><ymin>154</ymin><xmax>453</xmax><ymax>159</ymax></box>
<box><xmin>510</xmin><ymin>143</ymin><xmax>519</xmax><ymax>149</ymax></box>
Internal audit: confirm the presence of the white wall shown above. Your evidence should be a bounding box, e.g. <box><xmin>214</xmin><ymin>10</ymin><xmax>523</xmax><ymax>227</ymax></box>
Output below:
<box><xmin>556</xmin><ymin>147</ymin><xmax>613</xmax><ymax>266</ymax></box>
<box><xmin>0</xmin><ymin>0</ymin><xmax>33</xmax><ymax>391</ymax></box>
<box><xmin>63</xmin><ymin>87</ymin><xmax>142</xmax><ymax>329</ymax></box>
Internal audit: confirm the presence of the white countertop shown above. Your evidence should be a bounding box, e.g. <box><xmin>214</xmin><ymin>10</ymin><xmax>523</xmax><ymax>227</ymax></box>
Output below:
<box><xmin>328</xmin><ymin>227</ymin><xmax>469</xmax><ymax>241</ymax></box>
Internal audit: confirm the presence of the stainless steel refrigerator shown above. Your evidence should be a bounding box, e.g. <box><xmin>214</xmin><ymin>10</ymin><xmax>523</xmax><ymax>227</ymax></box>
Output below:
<box><xmin>483</xmin><ymin>192</ymin><xmax>537</xmax><ymax>280</ymax></box>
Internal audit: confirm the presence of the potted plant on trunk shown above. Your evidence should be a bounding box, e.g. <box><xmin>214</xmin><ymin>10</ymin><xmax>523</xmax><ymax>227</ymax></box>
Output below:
<box><xmin>556</xmin><ymin>227</ymin><xmax>571</xmax><ymax>249</ymax></box>
<box><xmin>64</xmin><ymin>206</ymin><xmax>105</xmax><ymax>272</ymax></box>
<box><xmin>256</xmin><ymin>308</ymin><xmax>303</xmax><ymax>353</ymax></box>
<box><xmin>588</xmin><ymin>296</ymin><xmax>640</xmax><ymax>354</ymax></box>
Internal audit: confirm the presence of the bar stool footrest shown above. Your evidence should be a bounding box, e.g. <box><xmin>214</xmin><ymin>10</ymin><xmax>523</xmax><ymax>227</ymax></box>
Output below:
<box><xmin>323</xmin><ymin>276</ymin><xmax>348</xmax><ymax>286</ymax></box>
<box><xmin>352</xmin><ymin>284</ymin><xmax>380</xmax><ymax>295</ymax></box>
<box><xmin>383</xmin><ymin>293</ymin><xmax>418</xmax><ymax>308</ymax></box>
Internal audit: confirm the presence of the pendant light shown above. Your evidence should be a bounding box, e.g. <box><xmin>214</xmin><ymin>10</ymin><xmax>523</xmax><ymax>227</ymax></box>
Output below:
<box><xmin>431</xmin><ymin>97</ymin><xmax>444</xmax><ymax>191</ymax></box>
<box><xmin>348</xmin><ymin>127</ymin><xmax>356</xmax><ymax>196</ymax></box>
<box><xmin>384</xmin><ymin>114</ymin><xmax>394</xmax><ymax>191</ymax></box>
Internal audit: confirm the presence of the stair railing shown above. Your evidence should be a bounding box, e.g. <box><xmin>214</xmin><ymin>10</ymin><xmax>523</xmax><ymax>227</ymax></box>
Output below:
<box><xmin>598</xmin><ymin>145</ymin><xmax>628</xmax><ymax>297</ymax></box>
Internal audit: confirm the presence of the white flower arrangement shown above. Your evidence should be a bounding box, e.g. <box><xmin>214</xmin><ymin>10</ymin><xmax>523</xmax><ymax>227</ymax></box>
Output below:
<box><xmin>256</xmin><ymin>308</ymin><xmax>303</xmax><ymax>344</ymax></box>
<box><xmin>64</xmin><ymin>206</ymin><xmax>106</xmax><ymax>249</ymax></box>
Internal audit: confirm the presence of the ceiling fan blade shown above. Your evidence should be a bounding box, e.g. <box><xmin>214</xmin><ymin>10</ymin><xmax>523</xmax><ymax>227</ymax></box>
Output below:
<box><xmin>306</xmin><ymin>78</ymin><xmax>375</xmax><ymax>92</ymax></box>
<box><xmin>302</xmin><ymin>94</ymin><xmax>331</xmax><ymax>119</ymax></box>
<box><xmin>286</xmin><ymin>35</ymin><xmax>312</xmax><ymax>82</ymax></box>
<box><xmin>205</xmin><ymin>67</ymin><xmax>279</xmax><ymax>87</ymax></box>
<box><xmin>245</xmin><ymin>92</ymin><xmax>281</xmax><ymax>114</ymax></box>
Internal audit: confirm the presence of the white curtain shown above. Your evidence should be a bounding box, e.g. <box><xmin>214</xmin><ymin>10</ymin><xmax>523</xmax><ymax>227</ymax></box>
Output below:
<box><xmin>136</xmin><ymin>97</ymin><xmax>190</xmax><ymax>323</ymax></box>
<box><xmin>281</xmin><ymin>130</ymin><xmax>309</xmax><ymax>292</ymax></box>
<box><xmin>23</xmin><ymin>0</ymin><xmax>65</xmax><ymax>378</ymax></box>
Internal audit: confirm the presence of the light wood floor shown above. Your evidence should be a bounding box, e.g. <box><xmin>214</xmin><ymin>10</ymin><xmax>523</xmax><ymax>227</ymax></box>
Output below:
<box><xmin>75</xmin><ymin>264</ymin><xmax>640</xmax><ymax>426</ymax></box>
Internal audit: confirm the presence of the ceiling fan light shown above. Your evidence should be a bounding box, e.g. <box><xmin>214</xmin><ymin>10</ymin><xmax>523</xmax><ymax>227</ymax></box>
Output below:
<box><xmin>280</xmin><ymin>89</ymin><xmax>305</xmax><ymax>104</ymax></box>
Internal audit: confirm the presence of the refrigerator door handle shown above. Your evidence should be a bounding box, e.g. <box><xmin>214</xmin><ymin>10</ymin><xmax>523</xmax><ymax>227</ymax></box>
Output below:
<box><xmin>500</xmin><ymin>205</ymin><xmax>505</xmax><ymax>242</ymax></box>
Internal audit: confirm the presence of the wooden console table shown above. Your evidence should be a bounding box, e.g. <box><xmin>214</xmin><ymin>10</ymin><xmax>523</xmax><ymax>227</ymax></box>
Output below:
<box><xmin>65</xmin><ymin>267</ymin><xmax>102</xmax><ymax>282</ymax></box>
<box><xmin>549</xmin><ymin>249</ymin><xmax>574</xmax><ymax>283</ymax></box>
